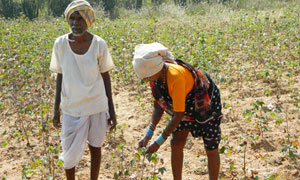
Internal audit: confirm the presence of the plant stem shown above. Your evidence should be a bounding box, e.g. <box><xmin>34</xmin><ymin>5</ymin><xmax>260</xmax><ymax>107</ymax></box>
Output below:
<box><xmin>20</xmin><ymin>113</ymin><xmax>30</xmax><ymax>147</ymax></box>
<box><xmin>153</xmin><ymin>163</ymin><xmax>156</xmax><ymax>180</ymax></box>
<box><xmin>141</xmin><ymin>155</ymin><xmax>146</xmax><ymax>179</ymax></box>
<box><xmin>244</xmin><ymin>145</ymin><xmax>246</xmax><ymax>179</ymax></box>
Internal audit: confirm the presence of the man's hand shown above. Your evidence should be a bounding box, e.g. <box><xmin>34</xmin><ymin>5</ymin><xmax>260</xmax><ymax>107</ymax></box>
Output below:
<box><xmin>146</xmin><ymin>141</ymin><xmax>160</xmax><ymax>153</ymax></box>
<box><xmin>53</xmin><ymin>111</ymin><xmax>61</xmax><ymax>129</ymax></box>
<box><xmin>108</xmin><ymin>116</ymin><xmax>117</xmax><ymax>131</ymax></box>
<box><xmin>138</xmin><ymin>135</ymin><xmax>151</xmax><ymax>148</ymax></box>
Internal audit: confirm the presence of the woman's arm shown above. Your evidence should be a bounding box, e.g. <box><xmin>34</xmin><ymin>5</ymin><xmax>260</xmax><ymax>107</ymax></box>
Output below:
<box><xmin>101</xmin><ymin>71</ymin><xmax>117</xmax><ymax>131</ymax></box>
<box><xmin>139</xmin><ymin>101</ymin><xmax>164</xmax><ymax>148</ymax></box>
<box><xmin>146</xmin><ymin>111</ymin><xmax>184</xmax><ymax>153</ymax></box>
<box><xmin>150</xmin><ymin>101</ymin><xmax>165</xmax><ymax>128</ymax></box>
<box><xmin>164</xmin><ymin>111</ymin><xmax>184</xmax><ymax>136</ymax></box>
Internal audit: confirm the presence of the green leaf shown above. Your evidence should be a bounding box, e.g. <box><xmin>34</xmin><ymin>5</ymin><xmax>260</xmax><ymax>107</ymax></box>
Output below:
<box><xmin>140</xmin><ymin>147</ymin><xmax>147</xmax><ymax>156</ymax></box>
<box><xmin>281</xmin><ymin>146</ymin><xmax>288</xmax><ymax>152</ymax></box>
<box><xmin>250</xmin><ymin>135</ymin><xmax>258</xmax><ymax>140</ymax></box>
<box><xmin>219</xmin><ymin>146</ymin><xmax>226</xmax><ymax>154</ymax></box>
<box><xmin>129</xmin><ymin>159</ymin><xmax>135</xmax><ymax>166</ymax></box>
<box><xmin>275</xmin><ymin>105</ymin><xmax>282</xmax><ymax>113</ymax></box>
<box><xmin>1</xmin><ymin>141</ymin><xmax>7</xmax><ymax>148</ymax></box>
<box><xmin>114</xmin><ymin>170</ymin><xmax>121</xmax><ymax>180</ymax></box>
<box><xmin>257</xmin><ymin>100</ymin><xmax>265</xmax><ymax>106</ymax></box>
<box><xmin>224</xmin><ymin>103</ymin><xmax>231</xmax><ymax>109</ymax></box>
<box><xmin>13</xmin><ymin>131</ymin><xmax>21</xmax><ymax>137</ymax></box>
<box><xmin>35</xmin><ymin>159</ymin><xmax>41</xmax><ymax>166</ymax></box>
<box><xmin>275</xmin><ymin>118</ymin><xmax>283</xmax><ymax>125</ymax></box>
<box><xmin>258</xmin><ymin>117</ymin><xmax>265</xmax><ymax>122</ymax></box>
<box><xmin>124</xmin><ymin>169</ymin><xmax>129</xmax><ymax>176</ymax></box>
<box><xmin>227</xmin><ymin>149</ymin><xmax>233</xmax><ymax>155</ymax></box>
<box><xmin>158</xmin><ymin>167</ymin><xmax>166</xmax><ymax>175</ymax></box>
<box><xmin>265</xmin><ymin>174</ymin><xmax>276</xmax><ymax>180</ymax></box>
<box><xmin>230</xmin><ymin>162</ymin><xmax>234</xmax><ymax>171</ymax></box>
<box><xmin>56</xmin><ymin>160</ymin><xmax>63</xmax><ymax>167</ymax></box>
<box><xmin>270</xmin><ymin>112</ymin><xmax>276</xmax><ymax>117</ymax></box>
<box><xmin>135</xmin><ymin>153</ymin><xmax>140</xmax><ymax>161</ymax></box>
<box><xmin>289</xmin><ymin>151</ymin><xmax>296</xmax><ymax>158</ymax></box>
<box><xmin>146</xmin><ymin>153</ymin><xmax>152</xmax><ymax>162</ymax></box>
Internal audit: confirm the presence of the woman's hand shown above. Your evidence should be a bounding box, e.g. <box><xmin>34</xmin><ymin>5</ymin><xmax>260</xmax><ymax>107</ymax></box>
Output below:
<box><xmin>146</xmin><ymin>142</ymin><xmax>160</xmax><ymax>153</ymax></box>
<box><xmin>138</xmin><ymin>135</ymin><xmax>151</xmax><ymax>148</ymax></box>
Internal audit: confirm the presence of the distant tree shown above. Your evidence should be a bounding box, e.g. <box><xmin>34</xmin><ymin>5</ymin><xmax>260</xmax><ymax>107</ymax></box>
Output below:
<box><xmin>22</xmin><ymin>0</ymin><xmax>39</xmax><ymax>20</ymax></box>
<box><xmin>121</xmin><ymin>0</ymin><xmax>134</xmax><ymax>9</ymax></box>
<box><xmin>191</xmin><ymin>0</ymin><xmax>201</xmax><ymax>3</ymax></box>
<box><xmin>0</xmin><ymin>1</ymin><xmax>2</xmax><ymax>15</ymax></box>
<box><xmin>136</xmin><ymin>0</ymin><xmax>142</xmax><ymax>9</ymax></box>
<box><xmin>152</xmin><ymin>0</ymin><xmax>162</xmax><ymax>6</ymax></box>
<box><xmin>174</xmin><ymin>0</ymin><xmax>186</xmax><ymax>6</ymax></box>
<box><xmin>101</xmin><ymin>0</ymin><xmax>115</xmax><ymax>12</ymax></box>
<box><xmin>89</xmin><ymin>0</ymin><xmax>102</xmax><ymax>7</ymax></box>
<box><xmin>49</xmin><ymin>0</ymin><xmax>72</xmax><ymax>17</ymax></box>
<box><xmin>0</xmin><ymin>0</ymin><xmax>22</xmax><ymax>18</ymax></box>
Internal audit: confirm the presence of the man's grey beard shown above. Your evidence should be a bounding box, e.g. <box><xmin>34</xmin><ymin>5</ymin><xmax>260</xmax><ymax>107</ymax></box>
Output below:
<box><xmin>70</xmin><ymin>27</ymin><xmax>87</xmax><ymax>37</ymax></box>
<box><xmin>72</xmin><ymin>31</ymin><xmax>86</xmax><ymax>37</ymax></box>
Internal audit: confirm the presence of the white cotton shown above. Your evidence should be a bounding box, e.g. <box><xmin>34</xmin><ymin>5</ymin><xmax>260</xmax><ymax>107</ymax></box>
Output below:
<box><xmin>59</xmin><ymin>112</ymin><xmax>108</xmax><ymax>169</ymax></box>
<box><xmin>267</xmin><ymin>103</ymin><xmax>274</xmax><ymax>110</ymax></box>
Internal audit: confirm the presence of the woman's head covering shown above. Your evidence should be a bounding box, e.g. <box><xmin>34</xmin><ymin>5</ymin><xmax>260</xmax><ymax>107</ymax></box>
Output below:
<box><xmin>64</xmin><ymin>0</ymin><xmax>95</xmax><ymax>27</ymax></box>
<box><xmin>132</xmin><ymin>43</ymin><xmax>175</xmax><ymax>78</ymax></box>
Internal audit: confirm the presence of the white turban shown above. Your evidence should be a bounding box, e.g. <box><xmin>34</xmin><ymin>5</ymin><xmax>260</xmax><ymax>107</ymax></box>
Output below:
<box><xmin>132</xmin><ymin>43</ymin><xmax>174</xmax><ymax>78</ymax></box>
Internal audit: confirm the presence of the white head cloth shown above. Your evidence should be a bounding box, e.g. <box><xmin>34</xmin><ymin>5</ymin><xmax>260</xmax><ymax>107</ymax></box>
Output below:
<box><xmin>132</xmin><ymin>43</ymin><xmax>175</xmax><ymax>78</ymax></box>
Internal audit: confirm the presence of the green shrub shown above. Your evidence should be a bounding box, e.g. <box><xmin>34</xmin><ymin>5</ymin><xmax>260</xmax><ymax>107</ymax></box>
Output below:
<box><xmin>48</xmin><ymin>0</ymin><xmax>71</xmax><ymax>17</ymax></box>
<box><xmin>21</xmin><ymin>0</ymin><xmax>39</xmax><ymax>20</ymax></box>
<box><xmin>0</xmin><ymin>0</ymin><xmax>22</xmax><ymax>18</ymax></box>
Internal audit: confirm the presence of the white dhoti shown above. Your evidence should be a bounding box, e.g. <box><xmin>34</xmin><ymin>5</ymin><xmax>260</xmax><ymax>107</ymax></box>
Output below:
<box><xmin>59</xmin><ymin>112</ymin><xmax>108</xmax><ymax>169</ymax></box>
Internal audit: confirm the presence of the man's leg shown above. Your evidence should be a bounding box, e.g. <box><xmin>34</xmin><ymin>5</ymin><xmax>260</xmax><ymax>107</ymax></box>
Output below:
<box><xmin>89</xmin><ymin>145</ymin><xmax>101</xmax><ymax>180</ymax></box>
<box><xmin>205</xmin><ymin>149</ymin><xmax>220</xmax><ymax>180</ymax></box>
<box><xmin>61</xmin><ymin>115</ymin><xmax>90</xmax><ymax>180</ymax></box>
<box><xmin>65</xmin><ymin>167</ymin><xmax>75</xmax><ymax>180</ymax></box>
<box><xmin>170</xmin><ymin>129</ymin><xmax>189</xmax><ymax>180</ymax></box>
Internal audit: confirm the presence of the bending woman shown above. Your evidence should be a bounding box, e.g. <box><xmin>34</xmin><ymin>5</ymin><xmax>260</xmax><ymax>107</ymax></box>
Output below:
<box><xmin>132</xmin><ymin>43</ymin><xmax>222</xmax><ymax>180</ymax></box>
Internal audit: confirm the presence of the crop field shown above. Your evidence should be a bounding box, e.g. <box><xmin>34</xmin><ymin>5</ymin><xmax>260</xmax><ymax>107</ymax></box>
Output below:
<box><xmin>0</xmin><ymin>1</ymin><xmax>300</xmax><ymax>180</ymax></box>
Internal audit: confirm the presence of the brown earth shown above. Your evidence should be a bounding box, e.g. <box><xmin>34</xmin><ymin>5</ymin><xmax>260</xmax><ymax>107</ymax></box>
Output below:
<box><xmin>0</xmin><ymin>75</ymin><xmax>300</xmax><ymax>180</ymax></box>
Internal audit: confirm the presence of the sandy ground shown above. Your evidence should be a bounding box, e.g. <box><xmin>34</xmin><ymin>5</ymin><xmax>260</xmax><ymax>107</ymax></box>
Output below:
<box><xmin>1</xmin><ymin>76</ymin><xmax>300</xmax><ymax>180</ymax></box>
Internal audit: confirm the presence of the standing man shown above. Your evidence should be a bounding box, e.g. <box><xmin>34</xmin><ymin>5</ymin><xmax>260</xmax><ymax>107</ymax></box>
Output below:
<box><xmin>50</xmin><ymin>1</ymin><xmax>116</xmax><ymax>179</ymax></box>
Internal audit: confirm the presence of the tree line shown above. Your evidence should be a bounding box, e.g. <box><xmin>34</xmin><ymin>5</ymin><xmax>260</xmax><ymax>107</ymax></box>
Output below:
<box><xmin>0</xmin><ymin>0</ymin><xmax>228</xmax><ymax>20</ymax></box>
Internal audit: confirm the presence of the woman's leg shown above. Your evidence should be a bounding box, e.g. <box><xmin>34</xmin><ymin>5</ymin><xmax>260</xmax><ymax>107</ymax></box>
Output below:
<box><xmin>170</xmin><ymin>129</ymin><xmax>189</xmax><ymax>180</ymax></box>
<box><xmin>205</xmin><ymin>149</ymin><xmax>220</xmax><ymax>180</ymax></box>
<box><xmin>89</xmin><ymin>145</ymin><xmax>101</xmax><ymax>180</ymax></box>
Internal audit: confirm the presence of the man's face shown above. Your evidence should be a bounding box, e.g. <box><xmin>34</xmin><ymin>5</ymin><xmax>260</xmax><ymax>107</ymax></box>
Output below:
<box><xmin>68</xmin><ymin>11</ymin><xmax>88</xmax><ymax>37</ymax></box>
